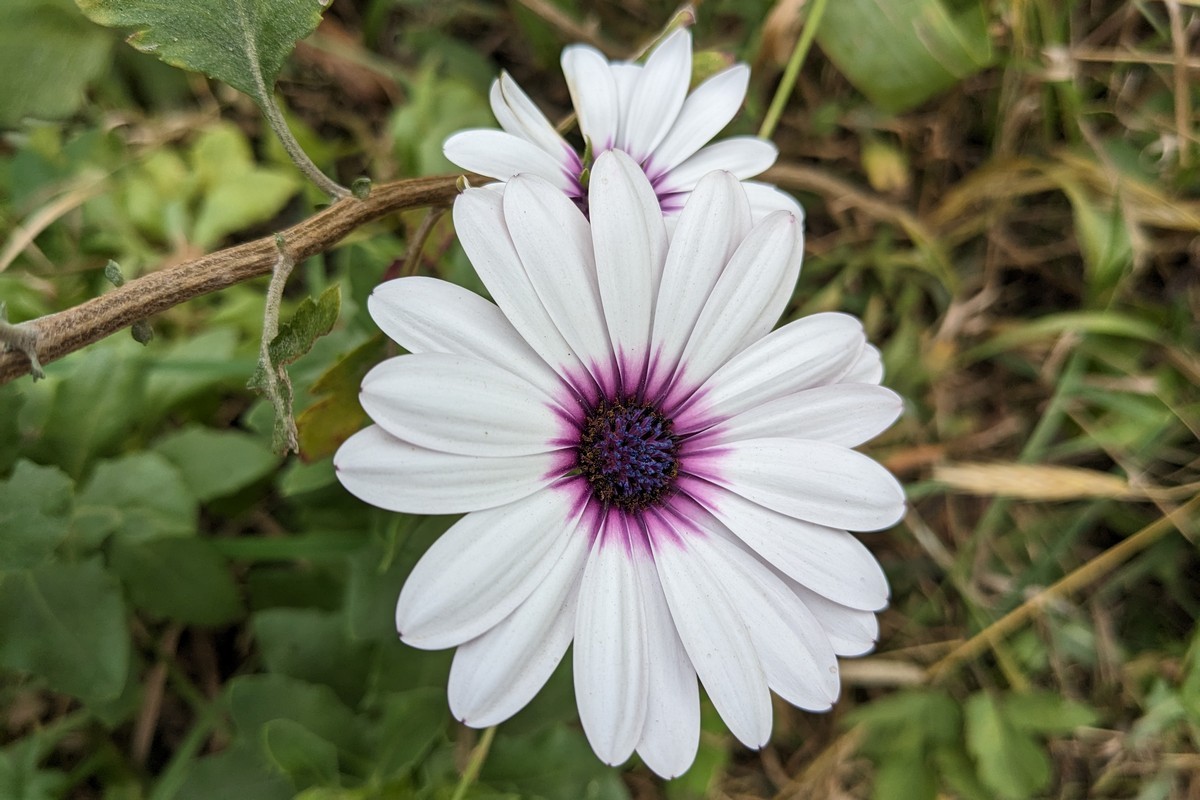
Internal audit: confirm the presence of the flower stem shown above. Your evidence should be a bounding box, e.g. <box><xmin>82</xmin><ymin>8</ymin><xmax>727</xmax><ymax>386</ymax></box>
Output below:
<box><xmin>758</xmin><ymin>0</ymin><xmax>830</xmax><ymax>141</ymax></box>
<box><xmin>451</xmin><ymin>726</ymin><xmax>496</xmax><ymax>800</ymax></box>
<box><xmin>260</xmin><ymin>92</ymin><xmax>350</xmax><ymax>200</ymax></box>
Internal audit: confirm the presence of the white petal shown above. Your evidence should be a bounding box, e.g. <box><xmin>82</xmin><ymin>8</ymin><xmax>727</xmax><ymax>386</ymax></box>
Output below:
<box><xmin>368</xmin><ymin>277</ymin><xmax>563</xmax><ymax>399</ymax></box>
<box><xmin>574</xmin><ymin>514</ymin><xmax>650</xmax><ymax>766</ymax></box>
<box><xmin>701</xmin><ymin>486</ymin><xmax>890</xmax><ymax>611</ymax></box>
<box><xmin>395</xmin><ymin>488</ymin><xmax>575</xmax><ymax>649</ymax></box>
<box><xmin>646</xmin><ymin>171</ymin><xmax>752</xmax><ymax>401</ymax></box>
<box><xmin>334</xmin><ymin>425</ymin><xmax>554</xmax><ymax>514</ymax></box>
<box><xmin>788</xmin><ymin>581</ymin><xmax>880</xmax><ymax>657</ymax></box>
<box><xmin>503</xmin><ymin>176</ymin><xmax>615</xmax><ymax>382</ymax></box>
<box><xmin>491</xmin><ymin>72</ymin><xmax>575</xmax><ymax>160</ymax></box>
<box><xmin>842</xmin><ymin>344</ymin><xmax>885</xmax><ymax>384</ymax></box>
<box><xmin>658</xmin><ymin>138</ymin><xmax>778</xmax><ymax>194</ymax></box>
<box><xmin>695</xmin><ymin>313</ymin><xmax>866</xmax><ymax>419</ymax></box>
<box><xmin>711</xmin><ymin>383</ymin><xmax>904</xmax><ymax>447</ymax></box>
<box><xmin>444</xmin><ymin>130</ymin><xmax>576</xmax><ymax>192</ymax></box>
<box><xmin>360</xmin><ymin>353</ymin><xmax>564</xmax><ymax>457</ymax></box>
<box><xmin>711</xmin><ymin>438</ymin><xmax>905</xmax><ymax>531</ymax></box>
<box><xmin>703</xmin><ymin>531</ymin><xmax>840</xmax><ymax>710</ymax></box>
<box><xmin>649</xmin><ymin>65</ymin><xmax>750</xmax><ymax>175</ymax></box>
<box><xmin>621</xmin><ymin>28</ymin><xmax>691</xmax><ymax>161</ymax></box>
<box><xmin>448</xmin><ymin>518</ymin><xmax>590</xmax><ymax>726</ymax></box>
<box><xmin>741</xmin><ymin>179</ymin><xmax>805</xmax><ymax>221</ymax></box>
<box><xmin>609</xmin><ymin>63</ymin><xmax>641</xmax><ymax>147</ymax></box>
<box><xmin>589</xmin><ymin>150</ymin><xmax>668</xmax><ymax>388</ymax></box>
<box><xmin>736</xmin><ymin>226</ymin><xmax>805</xmax><ymax>352</ymax></box>
<box><xmin>651</xmin><ymin>515</ymin><xmax>772</xmax><ymax>749</ymax></box>
<box><xmin>669</xmin><ymin>211</ymin><xmax>799</xmax><ymax>399</ymax></box>
<box><xmin>562</xmin><ymin>44</ymin><xmax>619</xmax><ymax>151</ymax></box>
<box><xmin>453</xmin><ymin>188</ymin><xmax>589</xmax><ymax>383</ymax></box>
<box><xmin>635</xmin><ymin>550</ymin><xmax>699</xmax><ymax>779</ymax></box>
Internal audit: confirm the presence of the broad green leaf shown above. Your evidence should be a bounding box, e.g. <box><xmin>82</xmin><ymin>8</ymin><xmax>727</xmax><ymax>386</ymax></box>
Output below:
<box><xmin>296</xmin><ymin>334</ymin><xmax>386</xmax><ymax>462</ymax></box>
<box><xmin>75</xmin><ymin>0</ymin><xmax>331</xmax><ymax>109</ymax></box>
<box><xmin>174</xmin><ymin>743</ymin><xmax>292</xmax><ymax>800</ymax></box>
<box><xmin>483</xmin><ymin>724</ymin><xmax>629</xmax><ymax>800</ymax></box>
<box><xmin>252</xmin><ymin>608</ymin><xmax>370</xmax><ymax>705</ymax></box>
<box><xmin>1002</xmin><ymin>692</ymin><xmax>1099</xmax><ymax>735</ymax></box>
<box><xmin>262</xmin><ymin>719</ymin><xmax>340</xmax><ymax>790</ymax></box>
<box><xmin>153</xmin><ymin>426</ymin><xmax>279</xmax><ymax>502</ymax></box>
<box><xmin>871</xmin><ymin>742</ymin><xmax>936</xmax><ymax>800</ymax></box>
<box><xmin>33</xmin><ymin>346</ymin><xmax>146</xmax><ymax>478</ymax></box>
<box><xmin>0</xmin><ymin>750</ymin><xmax>70</xmax><ymax>800</ymax></box>
<box><xmin>73</xmin><ymin>452</ymin><xmax>196</xmax><ymax>547</ymax></box>
<box><xmin>0</xmin><ymin>461</ymin><xmax>74</xmax><ymax>570</ymax></box>
<box><xmin>227</xmin><ymin>674</ymin><xmax>367</xmax><ymax>757</ymax></box>
<box><xmin>143</xmin><ymin>327</ymin><xmax>244</xmax><ymax>414</ymax></box>
<box><xmin>108</xmin><ymin>537</ymin><xmax>244</xmax><ymax>626</ymax></box>
<box><xmin>933</xmin><ymin>744</ymin><xmax>994</xmax><ymax>800</ymax></box>
<box><xmin>0</xmin><ymin>560</ymin><xmax>129</xmax><ymax>702</ymax></box>
<box><xmin>816</xmin><ymin>0</ymin><xmax>994</xmax><ymax>113</ymax></box>
<box><xmin>964</xmin><ymin>692</ymin><xmax>1051</xmax><ymax>800</ymax></box>
<box><xmin>846</xmin><ymin>688</ymin><xmax>962</xmax><ymax>754</ymax></box>
<box><xmin>0</xmin><ymin>0</ymin><xmax>113</xmax><ymax>125</ymax></box>
<box><xmin>369</xmin><ymin>688</ymin><xmax>448</xmax><ymax>782</ymax></box>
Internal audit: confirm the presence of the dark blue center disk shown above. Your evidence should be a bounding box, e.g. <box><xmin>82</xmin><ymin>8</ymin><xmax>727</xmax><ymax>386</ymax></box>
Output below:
<box><xmin>577</xmin><ymin>398</ymin><xmax>679</xmax><ymax>511</ymax></box>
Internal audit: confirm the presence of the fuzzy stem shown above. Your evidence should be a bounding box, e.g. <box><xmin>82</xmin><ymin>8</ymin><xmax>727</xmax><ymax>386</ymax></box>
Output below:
<box><xmin>759</xmin><ymin>0</ymin><xmax>830</xmax><ymax>141</ymax></box>
<box><xmin>260</xmin><ymin>92</ymin><xmax>350</xmax><ymax>199</ymax></box>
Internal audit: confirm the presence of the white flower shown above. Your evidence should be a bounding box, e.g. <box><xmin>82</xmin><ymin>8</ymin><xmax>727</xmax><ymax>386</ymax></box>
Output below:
<box><xmin>443</xmin><ymin>29</ymin><xmax>800</xmax><ymax>221</ymax></box>
<box><xmin>335</xmin><ymin>151</ymin><xmax>904</xmax><ymax>778</ymax></box>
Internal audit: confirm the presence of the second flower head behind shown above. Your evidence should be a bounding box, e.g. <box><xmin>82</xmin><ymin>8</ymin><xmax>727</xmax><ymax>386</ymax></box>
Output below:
<box><xmin>444</xmin><ymin>28</ymin><xmax>801</xmax><ymax>221</ymax></box>
<box><xmin>335</xmin><ymin>150</ymin><xmax>905</xmax><ymax>779</ymax></box>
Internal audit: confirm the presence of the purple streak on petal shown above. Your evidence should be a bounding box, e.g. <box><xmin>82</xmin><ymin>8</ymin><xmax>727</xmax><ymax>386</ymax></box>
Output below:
<box><xmin>542</xmin><ymin>448</ymin><xmax>581</xmax><ymax>481</ymax></box>
<box><xmin>674</xmin><ymin>473</ymin><xmax>725</xmax><ymax>511</ymax></box>
<box><xmin>656</xmin><ymin>191</ymin><xmax>689</xmax><ymax>215</ymax></box>
<box><xmin>643</xmin><ymin>507</ymin><xmax>687</xmax><ymax>550</ymax></box>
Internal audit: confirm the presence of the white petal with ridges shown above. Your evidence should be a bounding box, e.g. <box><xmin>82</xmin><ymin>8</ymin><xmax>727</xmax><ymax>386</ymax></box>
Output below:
<box><xmin>842</xmin><ymin>344</ymin><xmax>885</xmax><ymax>384</ymax></box>
<box><xmin>650</xmin><ymin>66</ymin><xmax>750</xmax><ymax>175</ymax></box>
<box><xmin>504</xmin><ymin>176</ymin><xmax>614</xmax><ymax>379</ymax></box>
<box><xmin>368</xmin><ymin>277</ymin><xmax>563</xmax><ymax>399</ymax></box>
<box><xmin>714</xmin><ymin>438</ymin><xmax>905</xmax><ymax>531</ymax></box>
<box><xmin>448</xmin><ymin>514</ymin><xmax>590</xmax><ymax>726</ymax></box>
<box><xmin>621</xmin><ymin>28</ymin><xmax>691</xmax><ymax>160</ymax></box>
<box><xmin>658</xmin><ymin>137</ymin><xmax>778</xmax><ymax>194</ymax></box>
<box><xmin>444</xmin><ymin>130</ymin><xmax>575</xmax><ymax>192</ymax></box>
<box><xmin>574</xmin><ymin>515</ymin><xmax>649</xmax><ymax>766</ymax></box>
<box><xmin>697</xmin><ymin>313</ymin><xmax>866</xmax><ymax>418</ymax></box>
<box><xmin>635</xmin><ymin>534</ymin><xmax>699</xmax><ymax>779</ymax></box>
<box><xmin>334</xmin><ymin>426</ymin><xmax>553</xmax><ymax>514</ymax></box>
<box><xmin>712</xmin><ymin>383</ymin><xmax>904</xmax><ymax>447</ymax></box>
<box><xmin>703</xmin><ymin>486</ymin><xmax>890</xmax><ymax>611</ymax></box>
<box><xmin>590</xmin><ymin>151</ymin><xmax>668</xmax><ymax>386</ymax></box>
<box><xmin>491</xmin><ymin>72</ymin><xmax>572</xmax><ymax>159</ymax></box>
<box><xmin>647</xmin><ymin>171</ymin><xmax>751</xmax><ymax>400</ymax></box>
<box><xmin>789</xmin><ymin>581</ymin><xmax>880</xmax><ymax>657</ymax></box>
<box><xmin>360</xmin><ymin>353</ymin><xmax>562</xmax><ymax>457</ymax></box>
<box><xmin>395</xmin><ymin>488</ymin><xmax>575</xmax><ymax>650</ymax></box>
<box><xmin>652</xmin><ymin>518</ymin><xmax>772</xmax><ymax>749</ymax></box>
<box><xmin>703</xmin><ymin>530</ymin><xmax>840</xmax><ymax>710</ymax></box>
<box><xmin>562</xmin><ymin>45</ymin><xmax>619</xmax><ymax>151</ymax></box>
<box><xmin>740</xmin><ymin>179</ymin><xmax>805</xmax><ymax>221</ymax></box>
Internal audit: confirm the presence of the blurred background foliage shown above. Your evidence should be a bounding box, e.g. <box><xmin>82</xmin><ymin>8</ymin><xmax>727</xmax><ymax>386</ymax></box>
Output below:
<box><xmin>1</xmin><ymin>0</ymin><xmax>1198</xmax><ymax>798</ymax></box>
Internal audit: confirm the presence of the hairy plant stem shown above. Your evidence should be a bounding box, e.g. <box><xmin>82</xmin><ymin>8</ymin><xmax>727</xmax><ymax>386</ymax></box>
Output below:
<box><xmin>260</xmin><ymin>92</ymin><xmax>351</xmax><ymax>199</ymax></box>
<box><xmin>258</xmin><ymin>237</ymin><xmax>299</xmax><ymax>452</ymax></box>
<box><xmin>0</xmin><ymin>174</ymin><xmax>464</xmax><ymax>384</ymax></box>
<box><xmin>759</xmin><ymin>0</ymin><xmax>829</xmax><ymax>141</ymax></box>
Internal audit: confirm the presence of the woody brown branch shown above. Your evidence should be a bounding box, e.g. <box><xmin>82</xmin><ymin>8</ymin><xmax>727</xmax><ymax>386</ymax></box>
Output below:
<box><xmin>0</xmin><ymin>174</ymin><xmax>465</xmax><ymax>385</ymax></box>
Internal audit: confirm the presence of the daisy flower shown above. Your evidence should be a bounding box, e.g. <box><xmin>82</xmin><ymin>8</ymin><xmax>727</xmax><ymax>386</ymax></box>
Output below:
<box><xmin>443</xmin><ymin>28</ymin><xmax>800</xmax><ymax>220</ymax></box>
<box><xmin>335</xmin><ymin>151</ymin><xmax>904</xmax><ymax>778</ymax></box>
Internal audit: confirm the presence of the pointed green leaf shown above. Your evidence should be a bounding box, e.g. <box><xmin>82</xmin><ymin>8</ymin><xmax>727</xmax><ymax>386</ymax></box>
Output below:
<box><xmin>965</xmin><ymin>692</ymin><xmax>1052</xmax><ymax>800</ymax></box>
<box><xmin>73</xmin><ymin>453</ymin><xmax>196</xmax><ymax>547</ymax></box>
<box><xmin>1002</xmin><ymin>692</ymin><xmax>1099</xmax><ymax>735</ymax></box>
<box><xmin>262</xmin><ymin>719</ymin><xmax>340</xmax><ymax>790</ymax></box>
<box><xmin>0</xmin><ymin>560</ymin><xmax>129</xmax><ymax>702</ymax></box>
<box><xmin>153</xmin><ymin>426</ymin><xmax>279</xmax><ymax>503</ymax></box>
<box><xmin>109</xmin><ymin>537</ymin><xmax>244</xmax><ymax>626</ymax></box>
<box><xmin>296</xmin><ymin>334</ymin><xmax>386</xmax><ymax>462</ymax></box>
<box><xmin>75</xmin><ymin>0</ymin><xmax>331</xmax><ymax>110</ymax></box>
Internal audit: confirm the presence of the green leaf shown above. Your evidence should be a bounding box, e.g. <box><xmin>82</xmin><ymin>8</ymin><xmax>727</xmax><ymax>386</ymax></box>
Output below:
<box><xmin>75</xmin><ymin>0</ymin><xmax>331</xmax><ymax>110</ymax></box>
<box><xmin>0</xmin><ymin>750</ymin><xmax>70</xmax><ymax>800</ymax></box>
<box><xmin>262</xmin><ymin>718</ymin><xmax>340</xmax><ymax>790</ymax></box>
<box><xmin>227</xmin><ymin>674</ymin><xmax>367</xmax><ymax>758</ymax></box>
<box><xmin>483</xmin><ymin>724</ymin><xmax>629</xmax><ymax>800</ymax></box>
<box><xmin>0</xmin><ymin>461</ymin><xmax>74</xmax><ymax>570</ymax></box>
<box><xmin>0</xmin><ymin>0</ymin><xmax>113</xmax><ymax>125</ymax></box>
<box><xmin>108</xmin><ymin>537</ymin><xmax>244</xmax><ymax>626</ymax></box>
<box><xmin>73</xmin><ymin>453</ymin><xmax>196</xmax><ymax>547</ymax></box>
<box><xmin>0</xmin><ymin>384</ymin><xmax>24</xmax><ymax>475</ymax></box>
<box><xmin>1002</xmin><ymin>692</ymin><xmax>1099</xmax><ymax>735</ymax></box>
<box><xmin>816</xmin><ymin>0</ymin><xmax>994</xmax><ymax>113</ymax></box>
<box><xmin>369</xmin><ymin>688</ymin><xmax>448</xmax><ymax>782</ymax></box>
<box><xmin>252</xmin><ymin>608</ymin><xmax>370</xmax><ymax>705</ymax></box>
<box><xmin>174</xmin><ymin>743</ymin><xmax>292</xmax><ymax>800</ymax></box>
<box><xmin>0</xmin><ymin>560</ymin><xmax>129</xmax><ymax>702</ymax></box>
<box><xmin>871</xmin><ymin>743</ymin><xmax>936</xmax><ymax>800</ymax></box>
<box><xmin>296</xmin><ymin>334</ymin><xmax>386</xmax><ymax>462</ymax></box>
<box><xmin>964</xmin><ymin>692</ymin><xmax>1052</xmax><ymax>800</ymax></box>
<box><xmin>153</xmin><ymin>425</ymin><xmax>279</xmax><ymax>503</ymax></box>
<box><xmin>1060</xmin><ymin>181</ymin><xmax>1134</xmax><ymax>296</ymax></box>
<box><xmin>846</xmin><ymin>688</ymin><xmax>962</xmax><ymax>754</ymax></box>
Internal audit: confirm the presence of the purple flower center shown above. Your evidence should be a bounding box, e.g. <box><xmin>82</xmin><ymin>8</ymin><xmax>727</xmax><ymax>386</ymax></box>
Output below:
<box><xmin>576</xmin><ymin>397</ymin><xmax>679</xmax><ymax>511</ymax></box>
